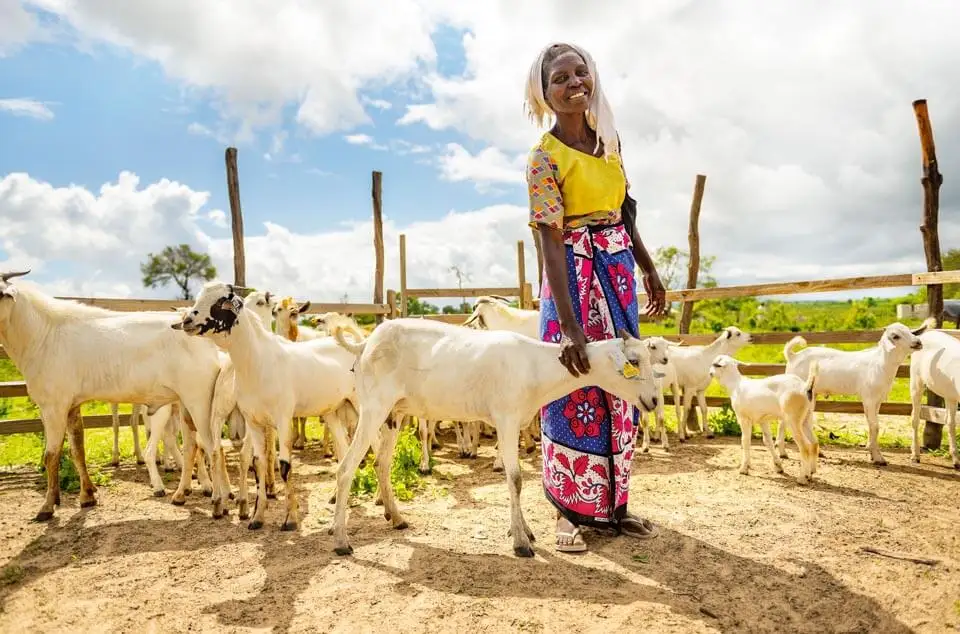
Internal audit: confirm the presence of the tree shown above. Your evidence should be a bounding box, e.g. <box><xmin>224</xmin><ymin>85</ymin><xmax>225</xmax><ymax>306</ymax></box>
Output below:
<box><xmin>141</xmin><ymin>244</ymin><xmax>217</xmax><ymax>300</ymax></box>
<box><xmin>652</xmin><ymin>245</ymin><xmax>717</xmax><ymax>290</ymax></box>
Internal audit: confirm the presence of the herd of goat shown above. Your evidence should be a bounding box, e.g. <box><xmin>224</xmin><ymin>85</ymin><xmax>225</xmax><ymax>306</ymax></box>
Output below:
<box><xmin>0</xmin><ymin>269</ymin><xmax>956</xmax><ymax>557</ymax></box>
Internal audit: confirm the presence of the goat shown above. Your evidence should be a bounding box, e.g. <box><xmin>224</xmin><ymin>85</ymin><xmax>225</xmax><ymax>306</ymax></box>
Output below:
<box><xmin>0</xmin><ymin>271</ymin><xmax>222</xmax><ymax>521</ymax></box>
<box><xmin>174</xmin><ymin>281</ymin><xmax>360</xmax><ymax>530</ymax></box>
<box><xmin>782</xmin><ymin>321</ymin><xmax>928</xmax><ymax>465</ymax></box>
<box><xmin>327</xmin><ymin>318</ymin><xmax>663</xmax><ymax>558</ymax></box>
<box><xmin>462</xmin><ymin>295</ymin><xmax>541</xmax><ymax>469</ymax></box>
<box><xmin>909</xmin><ymin>317</ymin><xmax>960</xmax><ymax>468</ymax></box>
<box><xmin>710</xmin><ymin>355</ymin><xmax>820</xmax><ymax>483</ymax></box>
<box><xmin>638</xmin><ymin>336</ymin><xmax>682</xmax><ymax>452</ymax></box>
<box><xmin>669</xmin><ymin>326</ymin><xmax>754</xmax><ymax>441</ymax></box>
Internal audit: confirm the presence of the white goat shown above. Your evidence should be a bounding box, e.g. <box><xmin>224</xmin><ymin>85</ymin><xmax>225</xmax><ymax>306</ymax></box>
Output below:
<box><xmin>109</xmin><ymin>402</ymin><xmax>144</xmax><ymax>466</ymax></box>
<box><xmin>328</xmin><ymin>318</ymin><xmax>664</xmax><ymax>558</ymax></box>
<box><xmin>710</xmin><ymin>355</ymin><xmax>820</xmax><ymax>483</ymax></box>
<box><xmin>0</xmin><ymin>271</ymin><xmax>223</xmax><ymax>521</ymax></box>
<box><xmin>638</xmin><ymin>336</ymin><xmax>682</xmax><ymax>452</ymax></box>
<box><xmin>669</xmin><ymin>326</ymin><xmax>754</xmax><ymax>441</ymax></box>
<box><xmin>782</xmin><ymin>321</ymin><xmax>928</xmax><ymax>466</ymax></box>
<box><xmin>462</xmin><ymin>295</ymin><xmax>541</xmax><ymax>469</ymax></box>
<box><xmin>175</xmin><ymin>282</ymin><xmax>360</xmax><ymax>530</ymax></box>
<box><xmin>908</xmin><ymin>318</ymin><xmax>960</xmax><ymax>468</ymax></box>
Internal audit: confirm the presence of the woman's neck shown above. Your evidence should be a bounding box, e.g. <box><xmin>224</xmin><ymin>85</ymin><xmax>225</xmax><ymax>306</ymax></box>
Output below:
<box><xmin>552</xmin><ymin>113</ymin><xmax>593</xmax><ymax>149</ymax></box>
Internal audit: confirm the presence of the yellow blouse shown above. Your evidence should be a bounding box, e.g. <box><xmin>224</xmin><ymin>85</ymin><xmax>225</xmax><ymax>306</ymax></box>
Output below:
<box><xmin>526</xmin><ymin>131</ymin><xmax>627</xmax><ymax>232</ymax></box>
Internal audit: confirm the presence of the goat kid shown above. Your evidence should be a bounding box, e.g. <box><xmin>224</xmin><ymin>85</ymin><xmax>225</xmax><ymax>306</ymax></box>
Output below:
<box><xmin>710</xmin><ymin>355</ymin><xmax>820</xmax><ymax>483</ymax></box>
<box><xmin>909</xmin><ymin>317</ymin><xmax>960</xmax><ymax>468</ymax></box>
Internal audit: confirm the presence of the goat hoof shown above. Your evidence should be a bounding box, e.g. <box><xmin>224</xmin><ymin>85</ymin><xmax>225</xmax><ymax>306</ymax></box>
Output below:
<box><xmin>419</xmin><ymin>467</ymin><xmax>431</xmax><ymax>475</ymax></box>
<box><xmin>33</xmin><ymin>510</ymin><xmax>54</xmax><ymax>522</ymax></box>
<box><xmin>228</xmin><ymin>492</ymin><xmax>235</xmax><ymax>501</ymax></box>
<box><xmin>334</xmin><ymin>545</ymin><xmax>354</xmax><ymax>556</ymax></box>
<box><xmin>641</xmin><ymin>446</ymin><xmax>650</xmax><ymax>454</ymax></box>
<box><xmin>110</xmin><ymin>460</ymin><xmax>119</xmax><ymax>468</ymax></box>
<box><xmin>238</xmin><ymin>510</ymin><xmax>250</xmax><ymax>521</ymax></box>
<box><xmin>171</xmin><ymin>497</ymin><xmax>186</xmax><ymax>506</ymax></box>
<box><xmin>202</xmin><ymin>489</ymin><xmax>213</xmax><ymax>498</ymax></box>
<box><xmin>492</xmin><ymin>466</ymin><xmax>504</xmax><ymax>473</ymax></box>
<box><xmin>280</xmin><ymin>521</ymin><xmax>297</xmax><ymax>532</ymax></box>
<box><xmin>328</xmin><ymin>494</ymin><xmax>337</xmax><ymax>505</ymax></box>
<box><xmin>164</xmin><ymin>467</ymin><xmax>176</xmax><ymax>473</ymax></box>
<box><xmin>738</xmin><ymin>467</ymin><xmax>749</xmax><ymax>476</ymax></box>
<box><xmin>384</xmin><ymin>510</ymin><xmax>391</xmax><ymax>521</ymax></box>
<box><xmin>182</xmin><ymin>489</ymin><xmax>191</xmax><ymax>496</ymax></box>
<box><xmin>136</xmin><ymin>460</ymin><xmax>146</xmax><ymax>466</ymax></box>
<box><xmin>954</xmin><ymin>463</ymin><xmax>960</xmax><ymax>470</ymax></box>
<box><xmin>248</xmin><ymin>520</ymin><xmax>263</xmax><ymax>530</ymax></box>
<box><xmin>394</xmin><ymin>521</ymin><xmax>409</xmax><ymax>531</ymax></box>
<box><xmin>873</xmin><ymin>459</ymin><xmax>888</xmax><ymax>467</ymax></box>
<box><xmin>514</xmin><ymin>545</ymin><xmax>535</xmax><ymax>558</ymax></box>
<box><xmin>80</xmin><ymin>499</ymin><xmax>97</xmax><ymax>509</ymax></box>
<box><xmin>153</xmin><ymin>490</ymin><xmax>166</xmax><ymax>498</ymax></box>
<box><xmin>705</xmin><ymin>433</ymin><xmax>715</xmax><ymax>439</ymax></box>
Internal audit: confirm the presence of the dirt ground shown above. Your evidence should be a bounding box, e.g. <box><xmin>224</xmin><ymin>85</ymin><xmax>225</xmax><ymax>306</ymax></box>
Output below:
<box><xmin>0</xmin><ymin>424</ymin><xmax>959</xmax><ymax>634</ymax></box>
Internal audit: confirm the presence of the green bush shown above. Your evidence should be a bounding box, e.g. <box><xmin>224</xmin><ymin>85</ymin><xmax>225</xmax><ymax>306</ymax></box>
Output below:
<box><xmin>350</xmin><ymin>423</ymin><xmax>430</xmax><ymax>501</ymax></box>
<box><xmin>708</xmin><ymin>403</ymin><xmax>741</xmax><ymax>436</ymax></box>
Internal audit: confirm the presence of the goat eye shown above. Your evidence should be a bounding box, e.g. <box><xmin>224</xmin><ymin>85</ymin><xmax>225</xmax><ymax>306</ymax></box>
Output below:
<box><xmin>891</xmin><ymin>334</ymin><xmax>900</xmax><ymax>340</ymax></box>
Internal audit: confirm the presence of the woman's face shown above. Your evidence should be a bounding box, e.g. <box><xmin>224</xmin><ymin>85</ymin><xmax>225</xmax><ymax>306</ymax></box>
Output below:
<box><xmin>544</xmin><ymin>50</ymin><xmax>593</xmax><ymax>115</ymax></box>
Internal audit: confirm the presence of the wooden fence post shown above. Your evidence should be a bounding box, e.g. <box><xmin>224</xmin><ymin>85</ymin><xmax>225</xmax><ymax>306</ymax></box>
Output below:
<box><xmin>914</xmin><ymin>99</ymin><xmax>946</xmax><ymax>450</ymax></box>
<box><xmin>679</xmin><ymin>174</ymin><xmax>707</xmax><ymax>334</ymax></box>
<box><xmin>399</xmin><ymin>234</ymin><xmax>408</xmax><ymax>317</ymax></box>
<box><xmin>680</xmin><ymin>174</ymin><xmax>707</xmax><ymax>434</ymax></box>
<box><xmin>225</xmin><ymin>147</ymin><xmax>245</xmax><ymax>288</ymax></box>
<box><xmin>372</xmin><ymin>171</ymin><xmax>385</xmax><ymax>324</ymax></box>
<box><xmin>386</xmin><ymin>289</ymin><xmax>397</xmax><ymax>319</ymax></box>
<box><xmin>517</xmin><ymin>240</ymin><xmax>527</xmax><ymax>308</ymax></box>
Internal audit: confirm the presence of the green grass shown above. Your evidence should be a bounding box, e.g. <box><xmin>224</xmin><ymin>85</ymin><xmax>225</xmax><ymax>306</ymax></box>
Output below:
<box><xmin>350</xmin><ymin>423</ymin><xmax>431</xmax><ymax>501</ymax></box>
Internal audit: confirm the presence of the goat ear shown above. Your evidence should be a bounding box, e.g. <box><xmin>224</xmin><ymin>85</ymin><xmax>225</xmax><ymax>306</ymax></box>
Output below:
<box><xmin>725</xmin><ymin>329</ymin><xmax>733</xmax><ymax>339</ymax></box>
<box><xmin>298</xmin><ymin>301</ymin><xmax>311</xmax><ymax>314</ymax></box>
<box><xmin>618</xmin><ymin>328</ymin><xmax>637</xmax><ymax>342</ymax></box>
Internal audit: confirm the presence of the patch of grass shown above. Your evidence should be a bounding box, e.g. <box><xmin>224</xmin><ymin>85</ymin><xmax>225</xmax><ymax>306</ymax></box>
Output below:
<box><xmin>0</xmin><ymin>564</ymin><xmax>24</xmax><ymax>586</ymax></box>
<box><xmin>708</xmin><ymin>403</ymin><xmax>741</xmax><ymax>437</ymax></box>
<box><xmin>53</xmin><ymin>451</ymin><xmax>112</xmax><ymax>493</ymax></box>
<box><xmin>351</xmin><ymin>423</ymin><xmax>431</xmax><ymax>501</ymax></box>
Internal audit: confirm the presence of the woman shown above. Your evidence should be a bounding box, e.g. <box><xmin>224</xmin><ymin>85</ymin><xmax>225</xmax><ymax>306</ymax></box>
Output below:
<box><xmin>524</xmin><ymin>42</ymin><xmax>668</xmax><ymax>552</ymax></box>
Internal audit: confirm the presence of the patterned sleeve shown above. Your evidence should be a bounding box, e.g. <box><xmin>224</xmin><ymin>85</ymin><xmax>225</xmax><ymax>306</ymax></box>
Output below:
<box><xmin>526</xmin><ymin>147</ymin><xmax>564</xmax><ymax>232</ymax></box>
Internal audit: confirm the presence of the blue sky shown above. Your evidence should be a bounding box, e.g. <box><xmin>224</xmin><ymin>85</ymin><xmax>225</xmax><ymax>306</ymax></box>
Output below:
<box><xmin>0</xmin><ymin>1</ymin><xmax>958</xmax><ymax>303</ymax></box>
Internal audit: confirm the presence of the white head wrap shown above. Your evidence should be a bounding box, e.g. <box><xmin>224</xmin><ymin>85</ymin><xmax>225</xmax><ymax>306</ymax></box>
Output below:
<box><xmin>524</xmin><ymin>42</ymin><xmax>620</xmax><ymax>161</ymax></box>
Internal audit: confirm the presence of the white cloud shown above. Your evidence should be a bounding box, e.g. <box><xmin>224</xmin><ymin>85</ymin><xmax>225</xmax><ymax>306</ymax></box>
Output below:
<box><xmin>29</xmin><ymin>0</ymin><xmax>440</xmax><ymax>137</ymax></box>
<box><xmin>0</xmin><ymin>97</ymin><xmax>54</xmax><ymax>120</ymax></box>
<box><xmin>344</xmin><ymin>133</ymin><xmax>388</xmax><ymax>151</ymax></box>
<box><xmin>436</xmin><ymin>143</ymin><xmax>525</xmax><ymax>192</ymax></box>
<box><xmin>0</xmin><ymin>0</ymin><xmax>37</xmax><ymax>56</ymax></box>
<box><xmin>361</xmin><ymin>96</ymin><xmax>393</xmax><ymax>111</ymax></box>
<box><xmin>391</xmin><ymin>139</ymin><xmax>431</xmax><ymax>155</ymax></box>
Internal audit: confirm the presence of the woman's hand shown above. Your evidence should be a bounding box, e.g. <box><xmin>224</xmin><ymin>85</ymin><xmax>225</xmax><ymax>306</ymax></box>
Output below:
<box><xmin>559</xmin><ymin>322</ymin><xmax>590</xmax><ymax>377</ymax></box>
<box><xmin>640</xmin><ymin>271</ymin><xmax>668</xmax><ymax>316</ymax></box>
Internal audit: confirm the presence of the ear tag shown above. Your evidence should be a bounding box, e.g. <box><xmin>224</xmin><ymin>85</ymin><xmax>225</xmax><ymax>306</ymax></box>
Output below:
<box><xmin>621</xmin><ymin>361</ymin><xmax>639</xmax><ymax>379</ymax></box>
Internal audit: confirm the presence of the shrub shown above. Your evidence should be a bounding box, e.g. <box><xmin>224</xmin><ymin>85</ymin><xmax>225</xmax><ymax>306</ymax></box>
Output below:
<box><xmin>351</xmin><ymin>422</ymin><xmax>431</xmax><ymax>501</ymax></box>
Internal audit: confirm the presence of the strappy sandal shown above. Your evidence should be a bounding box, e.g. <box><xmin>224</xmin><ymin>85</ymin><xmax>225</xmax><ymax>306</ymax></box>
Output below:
<box><xmin>556</xmin><ymin>525</ymin><xmax>588</xmax><ymax>552</ymax></box>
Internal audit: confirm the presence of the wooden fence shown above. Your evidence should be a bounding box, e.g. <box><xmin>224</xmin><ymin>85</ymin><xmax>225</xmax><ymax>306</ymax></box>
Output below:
<box><xmin>2</xmin><ymin>269</ymin><xmax>959</xmax><ymax>436</ymax></box>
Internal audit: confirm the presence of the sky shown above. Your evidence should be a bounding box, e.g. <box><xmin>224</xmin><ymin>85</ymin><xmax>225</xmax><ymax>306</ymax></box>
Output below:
<box><xmin>0</xmin><ymin>0</ymin><xmax>958</xmax><ymax>306</ymax></box>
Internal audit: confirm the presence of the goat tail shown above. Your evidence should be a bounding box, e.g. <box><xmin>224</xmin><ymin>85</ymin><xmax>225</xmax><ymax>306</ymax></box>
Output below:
<box><xmin>804</xmin><ymin>360</ymin><xmax>819</xmax><ymax>401</ymax></box>
<box><xmin>783</xmin><ymin>335</ymin><xmax>807</xmax><ymax>363</ymax></box>
<box><xmin>333</xmin><ymin>327</ymin><xmax>366</xmax><ymax>356</ymax></box>
<box><xmin>921</xmin><ymin>316</ymin><xmax>938</xmax><ymax>331</ymax></box>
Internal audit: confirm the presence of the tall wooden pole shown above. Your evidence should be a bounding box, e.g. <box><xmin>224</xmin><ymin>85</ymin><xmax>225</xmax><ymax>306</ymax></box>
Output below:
<box><xmin>372</xmin><ymin>171</ymin><xmax>385</xmax><ymax>324</ymax></box>
<box><xmin>225</xmin><ymin>147</ymin><xmax>245</xmax><ymax>288</ymax></box>
<box><xmin>914</xmin><ymin>99</ymin><xmax>946</xmax><ymax>450</ymax></box>
<box><xmin>680</xmin><ymin>174</ymin><xmax>707</xmax><ymax>435</ymax></box>
<box><xmin>679</xmin><ymin>174</ymin><xmax>707</xmax><ymax>334</ymax></box>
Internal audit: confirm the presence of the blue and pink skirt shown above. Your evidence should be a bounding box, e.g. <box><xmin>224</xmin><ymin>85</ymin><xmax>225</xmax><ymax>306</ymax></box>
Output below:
<box><xmin>538</xmin><ymin>221</ymin><xmax>640</xmax><ymax>529</ymax></box>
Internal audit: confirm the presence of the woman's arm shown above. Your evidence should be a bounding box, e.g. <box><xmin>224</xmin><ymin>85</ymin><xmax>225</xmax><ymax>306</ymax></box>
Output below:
<box><xmin>538</xmin><ymin>225</ymin><xmax>590</xmax><ymax>376</ymax></box>
<box><xmin>627</xmin><ymin>222</ymin><xmax>667</xmax><ymax>316</ymax></box>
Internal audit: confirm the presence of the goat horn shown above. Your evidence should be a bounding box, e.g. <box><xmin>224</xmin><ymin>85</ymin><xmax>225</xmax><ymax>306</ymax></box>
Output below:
<box><xmin>1</xmin><ymin>270</ymin><xmax>30</xmax><ymax>282</ymax></box>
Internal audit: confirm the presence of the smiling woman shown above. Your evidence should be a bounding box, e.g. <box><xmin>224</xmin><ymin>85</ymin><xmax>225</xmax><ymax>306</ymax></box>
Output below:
<box><xmin>523</xmin><ymin>42</ymin><xmax>668</xmax><ymax>553</ymax></box>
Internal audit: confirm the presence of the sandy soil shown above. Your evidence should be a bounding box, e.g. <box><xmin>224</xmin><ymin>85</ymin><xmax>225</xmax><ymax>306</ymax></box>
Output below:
<box><xmin>0</xmin><ymin>426</ymin><xmax>959</xmax><ymax>634</ymax></box>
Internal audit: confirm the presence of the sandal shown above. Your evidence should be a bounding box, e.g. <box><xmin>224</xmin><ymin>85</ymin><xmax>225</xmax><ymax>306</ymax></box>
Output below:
<box><xmin>556</xmin><ymin>517</ymin><xmax>588</xmax><ymax>552</ymax></box>
<box><xmin>556</xmin><ymin>525</ymin><xmax>588</xmax><ymax>552</ymax></box>
<box><xmin>619</xmin><ymin>514</ymin><xmax>660</xmax><ymax>540</ymax></box>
